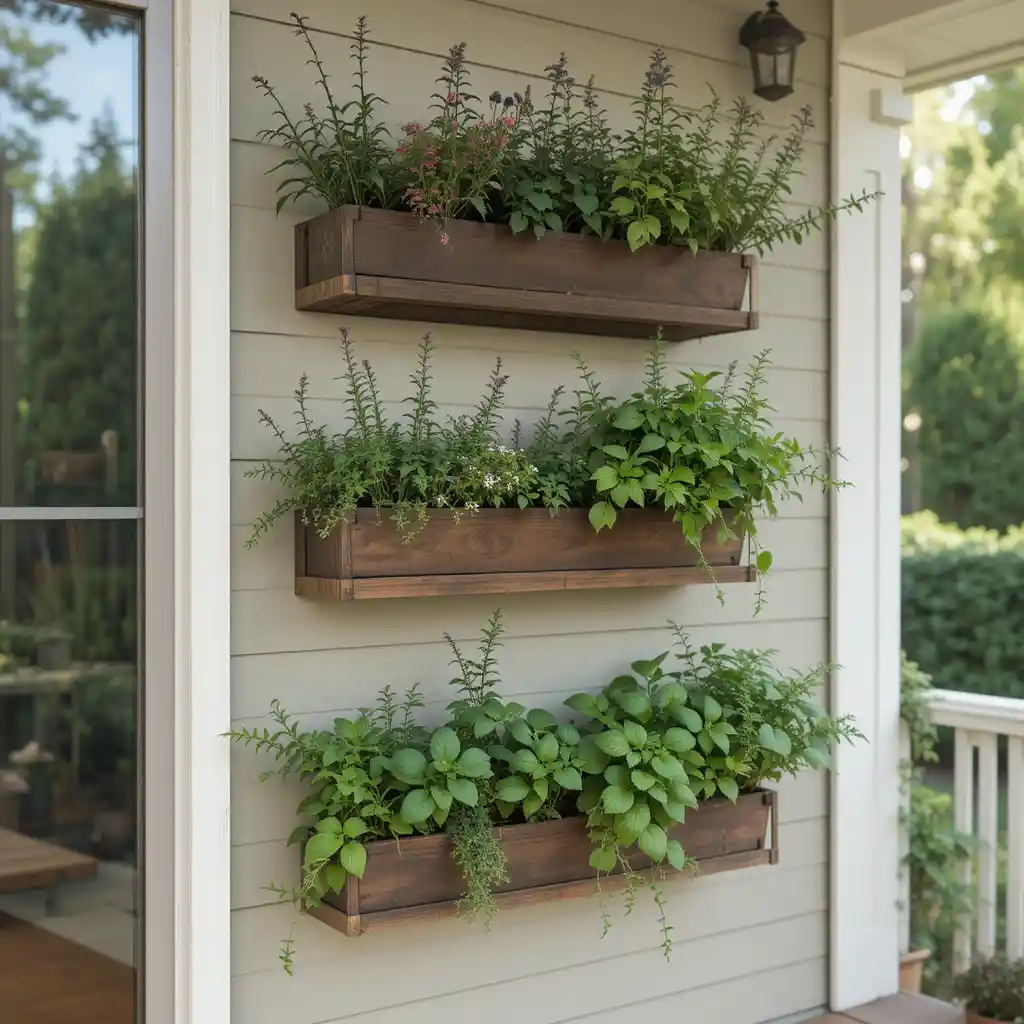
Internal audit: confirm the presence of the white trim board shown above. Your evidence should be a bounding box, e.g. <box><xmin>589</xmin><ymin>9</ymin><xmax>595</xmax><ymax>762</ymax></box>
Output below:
<box><xmin>828</xmin><ymin>0</ymin><xmax>907</xmax><ymax>1010</ymax></box>
<box><xmin>170</xmin><ymin>0</ymin><xmax>233</xmax><ymax>1020</ymax></box>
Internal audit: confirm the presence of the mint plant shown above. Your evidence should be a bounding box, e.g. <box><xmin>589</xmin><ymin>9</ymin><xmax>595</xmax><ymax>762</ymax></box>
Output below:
<box><xmin>230</xmin><ymin>611</ymin><xmax>860</xmax><ymax>968</ymax></box>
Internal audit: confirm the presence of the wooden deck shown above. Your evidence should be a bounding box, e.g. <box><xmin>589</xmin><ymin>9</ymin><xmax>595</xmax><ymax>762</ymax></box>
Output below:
<box><xmin>0</xmin><ymin>827</ymin><xmax>98</xmax><ymax>894</ymax></box>
<box><xmin>809</xmin><ymin>993</ymin><xmax>963</xmax><ymax>1023</ymax></box>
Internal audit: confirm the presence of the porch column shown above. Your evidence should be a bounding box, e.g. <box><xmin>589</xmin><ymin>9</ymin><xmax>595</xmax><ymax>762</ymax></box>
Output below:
<box><xmin>829</xmin><ymin>1</ymin><xmax>909</xmax><ymax>1010</ymax></box>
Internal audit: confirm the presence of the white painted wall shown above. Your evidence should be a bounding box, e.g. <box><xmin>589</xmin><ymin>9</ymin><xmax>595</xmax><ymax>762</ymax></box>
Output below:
<box><xmin>228</xmin><ymin>1</ymin><xmax>834</xmax><ymax>1021</ymax></box>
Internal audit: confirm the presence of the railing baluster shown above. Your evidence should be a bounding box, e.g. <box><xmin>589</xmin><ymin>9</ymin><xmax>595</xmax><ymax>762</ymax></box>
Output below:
<box><xmin>1009</xmin><ymin>736</ymin><xmax>1024</xmax><ymax>959</ymax></box>
<box><xmin>953</xmin><ymin>727</ymin><xmax>975</xmax><ymax>972</ymax></box>
<box><xmin>977</xmin><ymin>732</ymin><xmax>999</xmax><ymax>956</ymax></box>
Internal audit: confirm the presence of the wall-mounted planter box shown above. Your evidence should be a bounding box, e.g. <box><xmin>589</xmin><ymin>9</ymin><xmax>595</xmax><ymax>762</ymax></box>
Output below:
<box><xmin>309</xmin><ymin>789</ymin><xmax>777</xmax><ymax>936</ymax></box>
<box><xmin>294</xmin><ymin>508</ymin><xmax>751</xmax><ymax>601</ymax></box>
<box><xmin>294</xmin><ymin>207</ymin><xmax>758</xmax><ymax>341</ymax></box>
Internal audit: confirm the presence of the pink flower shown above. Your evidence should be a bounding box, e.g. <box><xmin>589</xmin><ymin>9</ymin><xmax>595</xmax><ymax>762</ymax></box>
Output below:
<box><xmin>440</xmin><ymin>232</ymin><xmax>450</xmax><ymax>245</ymax></box>
<box><xmin>503</xmin><ymin>117</ymin><xmax>515</xmax><ymax>128</ymax></box>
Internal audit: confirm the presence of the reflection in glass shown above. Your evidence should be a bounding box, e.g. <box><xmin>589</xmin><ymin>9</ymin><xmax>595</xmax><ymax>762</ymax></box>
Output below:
<box><xmin>0</xmin><ymin>520</ymin><xmax>137</xmax><ymax>1019</ymax></box>
<box><xmin>2</xmin><ymin>2</ymin><xmax>139</xmax><ymax>507</ymax></box>
<box><xmin>0</xmin><ymin>3</ymin><xmax>140</xmax><ymax>1022</ymax></box>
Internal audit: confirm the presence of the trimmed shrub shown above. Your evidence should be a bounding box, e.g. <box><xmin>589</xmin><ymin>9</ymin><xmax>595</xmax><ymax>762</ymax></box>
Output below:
<box><xmin>902</xmin><ymin>512</ymin><xmax>1024</xmax><ymax>700</ymax></box>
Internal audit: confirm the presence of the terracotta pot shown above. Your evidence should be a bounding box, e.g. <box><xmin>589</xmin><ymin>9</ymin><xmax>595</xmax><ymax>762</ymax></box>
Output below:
<box><xmin>899</xmin><ymin>948</ymin><xmax>931</xmax><ymax>993</ymax></box>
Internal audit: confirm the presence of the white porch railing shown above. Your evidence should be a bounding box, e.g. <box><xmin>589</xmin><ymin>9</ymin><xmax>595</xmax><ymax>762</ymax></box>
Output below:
<box><xmin>901</xmin><ymin>689</ymin><xmax>1024</xmax><ymax>971</ymax></box>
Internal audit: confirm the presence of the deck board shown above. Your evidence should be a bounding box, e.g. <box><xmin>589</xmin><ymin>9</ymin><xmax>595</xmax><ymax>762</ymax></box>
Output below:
<box><xmin>0</xmin><ymin>827</ymin><xmax>98</xmax><ymax>893</ymax></box>
<box><xmin>806</xmin><ymin>994</ymin><xmax>963</xmax><ymax>1023</ymax></box>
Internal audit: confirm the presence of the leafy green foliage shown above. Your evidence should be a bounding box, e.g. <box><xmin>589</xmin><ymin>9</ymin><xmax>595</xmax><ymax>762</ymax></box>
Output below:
<box><xmin>250</xmin><ymin>333</ymin><xmax>838</xmax><ymax>602</ymax></box>
<box><xmin>952</xmin><ymin>956</ymin><xmax>1024</xmax><ymax>1022</ymax></box>
<box><xmin>256</xmin><ymin>17</ymin><xmax>875</xmax><ymax>253</ymax></box>
<box><xmin>230</xmin><ymin>611</ymin><xmax>856</xmax><ymax>967</ymax></box>
<box><xmin>904</xmin><ymin>304</ymin><xmax>1024</xmax><ymax>532</ymax></box>
<box><xmin>901</xmin><ymin>514</ymin><xmax>1024</xmax><ymax>702</ymax></box>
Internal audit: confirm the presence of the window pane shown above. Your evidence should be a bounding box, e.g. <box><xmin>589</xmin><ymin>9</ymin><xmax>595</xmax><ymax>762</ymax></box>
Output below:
<box><xmin>0</xmin><ymin>519</ymin><xmax>137</xmax><ymax>1021</ymax></box>
<box><xmin>1</xmin><ymin>1</ymin><xmax>140</xmax><ymax>507</ymax></box>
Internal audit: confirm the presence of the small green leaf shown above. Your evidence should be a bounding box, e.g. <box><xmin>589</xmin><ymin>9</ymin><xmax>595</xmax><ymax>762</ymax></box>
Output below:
<box><xmin>399</xmin><ymin>788</ymin><xmax>435</xmax><ymax>824</ymax></box>
<box><xmin>626</xmin><ymin>219</ymin><xmax>646</xmax><ymax>251</ymax></box>
<box><xmin>578</xmin><ymin>736</ymin><xmax>611</xmax><ymax>774</ymax></box>
<box><xmin>315</xmin><ymin>816</ymin><xmax>343</xmax><ymax>835</ymax></box>
<box><xmin>511</xmin><ymin>748</ymin><xmax>541</xmax><ymax>774</ymax></box>
<box><xmin>583</xmin><ymin>211</ymin><xmax>603</xmax><ymax>234</ymax></box>
<box><xmin>339</xmin><ymin>841</ymin><xmax>367</xmax><ymax>878</ymax></box>
<box><xmin>756</xmin><ymin>549</ymin><xmax>774</xmax><ymax>573</ymax></box>
<box><xmin>609</xmin><ymin>195</ymin><xmax>635</xmax><ymax>214</ymax></box>
<box><xmin>638</xmin><ymin>823</ymin><xmax>668</xmax><ymax>862</ymax></box>
<box><xmin>342</xmin><ymin>816</ymin><xmax>368</xmax><ymax>838</ymax></box>
<box><xmin>527</xmin><ymin>191</ymin><xmax>553</xmax><ymax>211</ymax></box>
<box><xmin>495</xmin><ymin>776</ymin><xmax>531</xmax><ymax>802</ymax></box>
<box><xmin>773</xmin><ymin>728</ymin><xmax>792</xmax><ymax>756</ymax></box>
<box><xmin>456</xmin><ymin>747</ymin><xmax>492</xmax><ymax>779</ymax></box>
<box><xmin>758</xmin><ymin>723</ymin><xmax>778</xmax><ymax>752</ymax></box>
<box><xmin>447</xmin><ymin>776</ymin><xmax>479</xmax><ymax>806</ymax></box>
<box><xmin>602</xmin><ymin>783</ymin><xmax>635</xmax><ymax>814</ymax></box>
<box><xmin>468</xmin><ymin>195</ymin><xmax>488</xmax><ymax>218</ymax></box>
<box><xmin>613</xmin><ymin>689</ymin><xmax>652</xmax><ymax>720</ymax></box>
<box><xmin>553</xmin><ymin>766</ymin><xmax>583</xmax><ymax>790</ymax></box>
<box><xmin>556</xmin><ymin>723</ymin><xmax>580</xmax><ymax>746</ymax></box>
<box><xmin>325</xmin><ymin>862</ymin><xmax>348</xmax><ymax>892</ymax></box>
<box><xmin>615</xmin><ymin>800</ymin><xmax>652</xmax><ymax>844</ymax></box>
<box><xmin>535</xmin><ymin>733</ymin><xmax>559</xmax><ymax>764</ymax></box>
<box><xmin>507</xmin><ymin>718</ymin><xmax>534</xmax><ymax>746</ymax></box>
<box><xmin>665</xmin><ymin>838</ymin><xmax>687</xmax><ymax>871</ymax></box>
<box><xmin>575</xmin><ymin>192</ymin><xmax>599</xmax><ymax>215</ymax></box>
<box><xmin>431</xmin><ymin>785</ymin><xmax>454</xmax><ymax>812</ymax></box>
<box><xmin>631</xmin><ymin>769</ymin><xmax>657</xmax><ymax>791</ymax></box>
<box><xmin>544</xmin><ymin>210</ymin><xmax>563</xmax><ymax>232</ymax></box>
<box><xmin>590</xmin><ymin>845</ymin><xmax>617</xmax><ymax>872</ymax></box>
<box><xmin>523</xmin><ymin>791</ymin><xmax>544</xmax><ymax>817</ymax></box>
<box><xmin>430</xmin><ymin>727</ymin><xmax>460</xmax><ymax>765</ymax></box>
<box><xmin>509</xmin><ymin>210</ymin><xmax>529</xmax><ymax>233</ymax></box>
<box><xmin>592</xmin><ymin>466</ymin><xmax>619</xmax><ymax>492</ymax></box>
<box><xmin>287</xmin><ymin>825</ymin><xmax>310</xmax><ymax>847</ymax></box>
<box><xmin>622</xmin><ymin>720</ymin><xmax>648</xmax><ymax>749</ymax></box>
<box><xmin>702</xmin><ymin>696</ymin><xmax>723</xmax><ymax>723</ymax></box>
<box><xmin>637</xmin><ymin>433</ymin><xmax>666</xmax><ymax>454</ymax></box>
<box><xmin>671</xmin><ymin>706</ymin><xmax>704</xmax><ymax>732</ymax></box>
<box><xmin>588</xmin><ymin>500</ymin><xmax>617</xmax><ymax>532</ymax></box>
<box><xmin>527</xmin><ymin>708</ymin><xmax>558</xmax><ymax>731</ymax></box>
<box><xmin>651</xmin><ymin>753</ymin><xmax>686</xmax><ymax>780</ymax></box>
<box><xmin>564</xmin><ymin>693</ymin><xmax>599</xmax><ymax>718</ymax></box>
<box><xmin>611</xmin><ymin>406</ymin><xmax>644</xmax><ymax>430</ymax></box>
<box><xmin>663</xmin><ymin>727</ymin><xmax>697</xmax><ymax>753</ymax></box>
<box><xmin>304</xmin><ymin>832</ymin><xmax>343</xmax><ymax>864</ymax></box>
<box><xmin>718</xmin><ymin>777</ymin><xmax>740</xmax><ymax>802</ymax></box>
<box><xmin>594</xmin><ymin>730</ymin><xmax>631</xmax><ymax>758</ymax></box>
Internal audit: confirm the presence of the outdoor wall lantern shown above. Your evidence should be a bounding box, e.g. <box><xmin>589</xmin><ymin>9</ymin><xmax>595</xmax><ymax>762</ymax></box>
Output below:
<box><xmin>739</xmin><ymin>1</ymin><xmax>805</xmax><ymax>101</ymax></box>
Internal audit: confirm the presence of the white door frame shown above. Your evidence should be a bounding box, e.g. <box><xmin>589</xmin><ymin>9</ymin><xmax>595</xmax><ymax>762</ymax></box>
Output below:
<box><xmin>828</xmin><ymin>0</ymin><xmax>909</xmax><ymax>1009</ymax></box>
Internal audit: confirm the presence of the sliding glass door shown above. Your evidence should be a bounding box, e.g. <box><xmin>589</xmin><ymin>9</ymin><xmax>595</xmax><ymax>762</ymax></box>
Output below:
<box><xmin>0</xmin><ymin>3</ymin><xmax>144</xmax><ymax>1020</ymax></box>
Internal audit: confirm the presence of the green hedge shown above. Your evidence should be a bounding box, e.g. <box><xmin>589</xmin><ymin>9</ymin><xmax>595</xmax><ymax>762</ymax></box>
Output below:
<box><xmin>902</xmin><ymin>512</ymin><xmax>1024</xmax><ymax>700</ymax></box>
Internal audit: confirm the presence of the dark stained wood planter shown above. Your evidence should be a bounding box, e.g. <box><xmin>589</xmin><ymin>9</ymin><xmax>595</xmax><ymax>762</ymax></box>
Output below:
<box><xmin>294</xmin><ymin>508</ymin><xmax>751</xmax><ymax>601</ymax></box>
<box><xmin>310</xmin><ymin>789</ymin><xmax>777</xmax><ymax>936</ymax></box>
<box><xmin>294</xmin><ymin>207</ymin><xmax>758</xmax><ymax>341</ymax></box>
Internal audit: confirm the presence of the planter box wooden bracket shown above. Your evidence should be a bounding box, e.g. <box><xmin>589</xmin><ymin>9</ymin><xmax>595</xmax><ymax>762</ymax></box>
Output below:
<box><xmin>294</xmin><ymin>207</ymin><xmax>758</xmax><ymax>341</ymax></box>
<box><xmin>308</xmin><ymin>789</ymin><xmax>778</xmax><ymax>937</ymax></box>
<box><xmin>294</xmin><ymin>509</ymin><xmax>753</xmax><ymax>601</ymax></box>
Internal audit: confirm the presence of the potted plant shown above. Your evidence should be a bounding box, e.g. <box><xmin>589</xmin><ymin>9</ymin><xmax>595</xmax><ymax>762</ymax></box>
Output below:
<box><xmin>250</xmin><ymin>334</ymin><xmax>838</xmax><ymax>606</ymax></box>
<box><xmin>229</xmin><ymin>611</ymin><xmax>860</xmax><ymax>971</ymax></box>
<box><xmin>952</xmin><ymin>956</ymin><xmax>1024</xmax><ymax>1023</ymax></box>
<box><xmin>899</xmin><ymin>651</ymin><xmax>976</xmax><ymax>994</ymax></box>
<box><xmin>257</xmin><ymin>15</ymin><xmax>875</xmax><ymax>339</ymax></box>
<box><xmin>33</xmin><ymin>626</ymin><xmax>73</xmax><ymax>671</ymax></box>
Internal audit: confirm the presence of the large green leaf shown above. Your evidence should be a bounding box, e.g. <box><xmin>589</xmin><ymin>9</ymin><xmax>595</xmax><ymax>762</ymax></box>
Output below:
<box><xmin>594</xmin><ymin>730</ymin><xmax>631</xmax><ymax>758</ymax></box>
<box><xmin>589</xmin><ymin>845</ymin><xmax>617</xmax><ymax>873</ymax></box>
<box><xmin>510</xmin><ymin>749</ymin><xmax>541</xmax><ymax>774</ymax></box>
<box><xmin>389</xmin><ymin>747</ymin><xmax>427</xmax><ymax>785</ymax></box>
<box><xmin>622</xmin><ymin>721</ymin><xmax>648</xmax><ymax>749</ymax></box>
<box><xmin>651</xmin><ymin>753</ymin><xmax>686</xmax><ymax>780</ymax></box>
<box><xmin>526</xmin><ymin>708</ymin><xmax>557</xmax><ymax>731</ymax></box>
<box><xmin>495</xmin><ymin>776</ymin><xmax>531</xmax><ymax>802</ymax></box>
<box><xmin>588</xmin><ymin>500</ymin><xmax>617</xmax><ymax>532</ymax></box>
<box><xmin>638</xmin><ymin>823</ymin><xmax>668</xmax><ymax>862</ymax></box>
<box><xmin>535</xmin><ymin>733</ymin><xmax>559</xmax><ymax>764</ymax></box>
<box><xmin>717</xmin><ymin>777</ymin><xmax>740</xmax><ymax>802</ymax></box>
<box><xmin>614</xmin><ymin>800</ymin><xmax>652</xmax><ymax>844</ymax></box>
<box><xmin>447</xmin><ymin>777</ymin><xmax>479</xmax><ymax>806</ymax></box>
<box><xmin>339</xmin><ymin>841</ymin><xmax>367</xmax><ymax>879</ymax></box>
<box><xmin>663</xmin><ymin>727</ymin><xmax>697</xmax><ymax>753</ymax></box>
<box><xmin>399</xmin><ymin>788</ymin><xmax>435</xmax><ymax>824</ymax></box>
<box><xmin>564</xmin><ymin>692</ymin><xmax>599</xmax><ymax>718</ymax></box>
<box><xmin>456</xmin><ymin>746</ymin><xmax>492</xmax><ymax>779</ymax></box>
<box><xmin>602</xmin><ymin>783</ymin><xmax>635</xmax><ymax>814</ymax></box>
<box><xmin>578</xmin><ymin>736</ymin><xmax>611</xmax><ymax>774</ymax></box>
<box><xmin>665</xmin><ymin>838</ymin><xmax>688</xmax><ymax>871</ymax></box>
<box><xmin>612</xmin><ymin>688</ymin><xmax>652</xmax><ymax>720</ymax></box>
<box><xmin>431</xmin><ymin>785</ymin><xmax>454</xmax><ymax>812</ymax></box>
<box><xmin>342</xmin><ymin>816</ymin><xmax>368</xmax><ymax>838</ymax></box>
<box><xmin>430</xmin><ymin>727</ymin><xmax>460</xmax><ymax>765</ymax></box>
<box><xmin>671</xmin><ymin>705</ymin><xmax>704</xmax><ymax>732</ymax></box>
<box><xmin>552</xmin><ymin>766</ymin><xmax>583</xmax><ymax>790</ymax></box>
<box><xmin>630</xmin><ymin>770</ymin><xmax>657</xmax><ymax>791</ymax></box>
<box><xmin>304</xmin><ymin>831</ymin><xmax>344</xmax><ymax>864</ymax></box>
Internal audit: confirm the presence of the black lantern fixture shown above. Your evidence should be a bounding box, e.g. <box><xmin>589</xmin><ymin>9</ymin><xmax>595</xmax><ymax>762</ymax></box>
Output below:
<box><xmin>739</xmin><ymin>1</ymin><xmax>805</xmax><ymax>102</ymax></box>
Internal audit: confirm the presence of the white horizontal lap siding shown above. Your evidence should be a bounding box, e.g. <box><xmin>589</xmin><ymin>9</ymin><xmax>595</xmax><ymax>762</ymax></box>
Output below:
<box><xmin>227</xmin><ymin>0</ymin><xmax>833</xmax><ymax>1021</ymax></box>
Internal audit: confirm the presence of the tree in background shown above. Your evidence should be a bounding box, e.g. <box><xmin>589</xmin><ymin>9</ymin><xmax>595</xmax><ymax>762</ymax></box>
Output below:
<box><xmin>904</xmin><ymin>302</ymin><xmax>1024</xmax><ymax>530</ymax></box>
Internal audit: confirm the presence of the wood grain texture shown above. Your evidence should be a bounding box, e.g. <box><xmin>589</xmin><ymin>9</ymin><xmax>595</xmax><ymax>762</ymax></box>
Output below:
<box><xmin>296</xmin><ymin>508</ymin><xmax>747</xmax><ymax>600</ymax></box>
<box><xmin>311</xmin><ymin>791</ymin><xmax>774</xmax><ymax>936</ymax></box>
<box><xmin>0</xmin><ymin>828</ymin><xmax>98</xmax><ymax>893</ymax></box>
<box><xmin>295</xmin><ymin>207</ymin><xmax>756</xmax><ymax>341</ymax></box>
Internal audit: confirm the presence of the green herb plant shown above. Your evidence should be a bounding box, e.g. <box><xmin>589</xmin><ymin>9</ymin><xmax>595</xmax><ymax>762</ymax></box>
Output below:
<box><xmin>248</xmin><ymin>331</ymin><xmax>840</xmax><ymax>605</ymax></box>
<box><xmin>256</xmin><ymin>16</ymin><xmax>877</xmax><ymax>250</ymax></box>
<box><xmin>952</xmin><ymin>956</ymin><xmax>1024</xmax><ymax>1022</ymax></box>
<box><xmin>230</xmin><ymin>611</ymin><xmax>860</xmax><ymax>969</ymax></box>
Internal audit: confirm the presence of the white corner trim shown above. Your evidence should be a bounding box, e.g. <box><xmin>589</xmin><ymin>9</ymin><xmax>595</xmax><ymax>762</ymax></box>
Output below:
<box><xmin>871</xmin><ymin>88</ymin><xmax>914</xmax><ymax>127</ymax></box>
<box><xmin>829</xmin><ymin>1</ymin><xmax>904</xmax><ymax>1010</ymax></box>
<box><xmin>172</xmin><ymin>0</ymin><xmax>232</xmax><ymax>1019</ymax></box>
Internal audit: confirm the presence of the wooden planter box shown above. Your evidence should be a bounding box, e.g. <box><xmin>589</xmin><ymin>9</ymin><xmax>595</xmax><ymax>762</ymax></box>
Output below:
<box><xmin>294</xmin><ymin>508</ymin><xmax>751</xmax><ymax>601</ymax></box>
<box><xmin>294</xmin><ymin>207</ymin><xmax>758</xmax><ymax>341</ymax></box>
<box><xmin>310</xmin><ymin>789</ymin><xmax>776</xmax><ymax>936</ymax></box>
